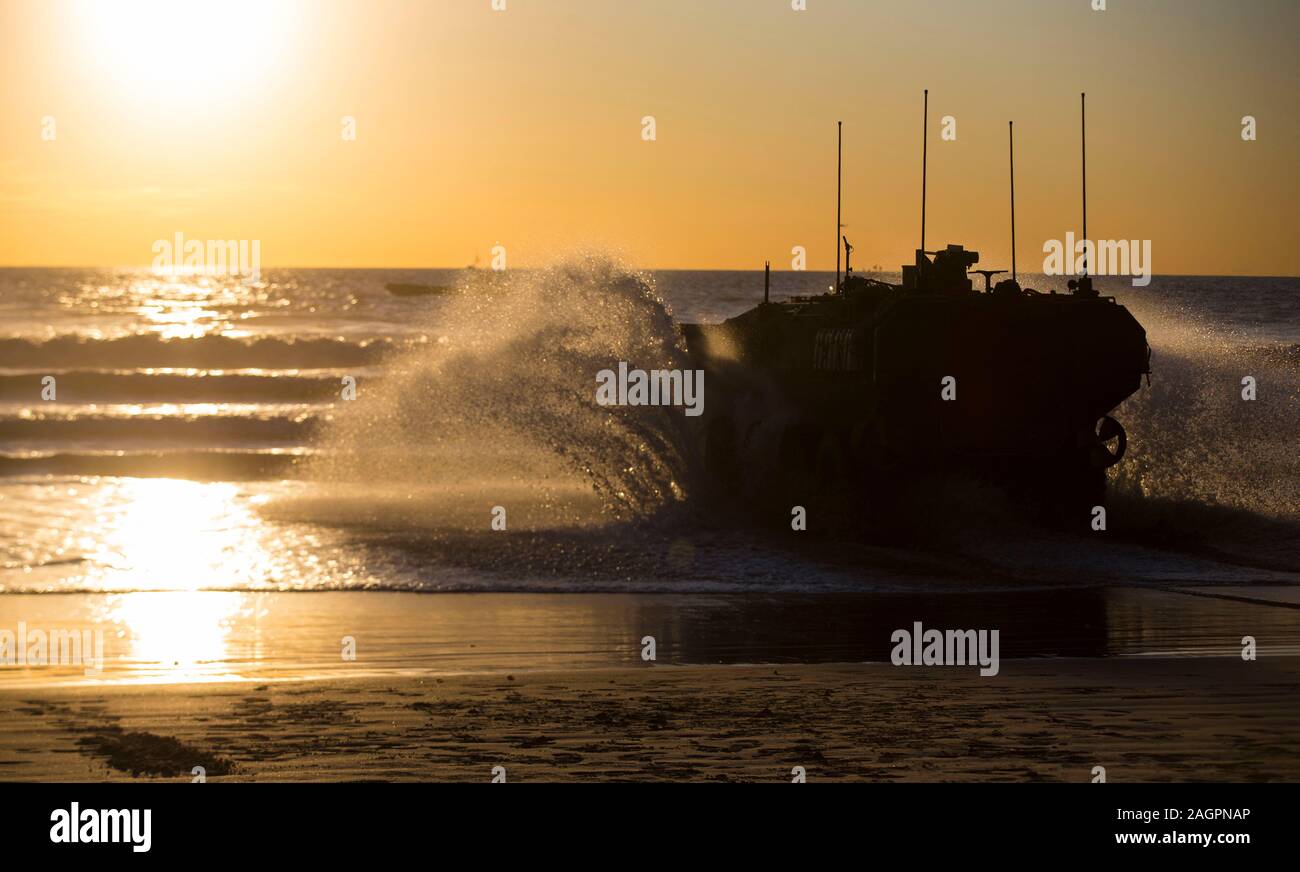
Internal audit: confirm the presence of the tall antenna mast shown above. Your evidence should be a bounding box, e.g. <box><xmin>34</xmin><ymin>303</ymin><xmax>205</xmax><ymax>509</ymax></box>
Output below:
<box><xmin>1081</xmin><ymin>92</ymin><xmax>1087</xmax><ymax>277</ymax></box>
<box><xmin>1009</xmin><ymin>120</ymin><xmax>1017</xmax><ymax>282</ymax></box>
<box><xmin>836</xmin><ymin>120</ymin><xmax>842</xmax><ymax>291</ymax></box>
<box><xmin>921</xmin><ymin>89</ymin><xmax>928</xmax><ymax>254</ymax></box>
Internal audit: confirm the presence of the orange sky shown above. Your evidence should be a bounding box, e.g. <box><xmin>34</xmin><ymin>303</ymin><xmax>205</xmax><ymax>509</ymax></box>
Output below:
<box><xmin>1</xmin><ymin>0</ymin><xmax>1296</xmax><ymax>274</ymax></box>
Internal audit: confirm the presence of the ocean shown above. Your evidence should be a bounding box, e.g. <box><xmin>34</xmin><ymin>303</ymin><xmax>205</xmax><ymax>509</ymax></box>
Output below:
<box><xmin>0</xmin><ymin>262</ymin><xmax>1296</xmax><ymax>597</ymax></box>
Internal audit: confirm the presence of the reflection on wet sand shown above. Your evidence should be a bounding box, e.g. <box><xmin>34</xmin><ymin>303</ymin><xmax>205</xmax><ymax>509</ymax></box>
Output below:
<box><xmin>1</xmin><ymin>587</ymin><xmax>1297</xmax><ymax>688</ymax></box>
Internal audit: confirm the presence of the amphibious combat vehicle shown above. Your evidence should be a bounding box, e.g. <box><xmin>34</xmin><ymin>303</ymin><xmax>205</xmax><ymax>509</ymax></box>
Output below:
<box><xmin>680</xmin><ymin>246</ymin><xmax>1149</xmax><ymax>510</ymax></box>
<box><xmin>680</xmin><ymin>95</ymin><xmax>1150</xmax><ymax>512</ymax></box>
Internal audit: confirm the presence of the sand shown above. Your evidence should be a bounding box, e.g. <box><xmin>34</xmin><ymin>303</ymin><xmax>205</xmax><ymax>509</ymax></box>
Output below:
<box><xmin>4</xmin><ymin>657</ymin><xmax>1299</xmax><ymax>782</ymax></box>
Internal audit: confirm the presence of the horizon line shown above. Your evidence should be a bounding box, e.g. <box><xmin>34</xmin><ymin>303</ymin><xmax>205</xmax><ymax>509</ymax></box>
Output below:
<box><xmin>0</xmin><ymin>263</ymin><xmax>1296</xmax><ymax>280</ymax></box>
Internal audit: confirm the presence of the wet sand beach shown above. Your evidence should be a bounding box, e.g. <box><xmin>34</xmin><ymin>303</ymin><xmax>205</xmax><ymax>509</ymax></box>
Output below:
<box><xmin>4</xmin><ymin>658</ymin><xmax>1299</xmax><ymax>782</ymax></box>
<box><xmin>2</xmin><ymin>587</ymin><xmax>1298</xmax><ymax>781</ymax></box>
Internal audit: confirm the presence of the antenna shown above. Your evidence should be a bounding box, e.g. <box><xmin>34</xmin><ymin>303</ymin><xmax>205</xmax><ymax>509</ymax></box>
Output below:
<box><xmin>836</xmin><ymin>121</ymin><xmax>842</xmax><ymax>292</ymax></box>
<box><xmin>1081</xmin><ymin>92</ymin><xmax>1087</xmax><ymax>277</ymax></box>
<box><xmin>921</xmin><ymin>89</ymin><xmax>928</xmax><ymax>254</ymax></box>
<box><xmin>1009</xmin><ymin>120</ymin><xmax>1017</xmax><ymax>282</ymax></box>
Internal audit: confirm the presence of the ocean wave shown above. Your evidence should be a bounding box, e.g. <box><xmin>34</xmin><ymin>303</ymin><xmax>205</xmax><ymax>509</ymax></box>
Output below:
<box><xmin>0</xmin><ymin>334</ymin><xmax>408</xmax><ymax>369</ymax></box>
<box><xmin>0</xmin><ymin>410</ymin><xmax>318</xmax><ymax>447</ymax></box>
<box><xmin>0</xmin><ymin>448</ymin><xmax>308</xmax><ymax>480</ymax></box>
<box><xmin>0</xmin><ymin>369</ymin><xmax>363</xmax><ymax>403</ymax></box>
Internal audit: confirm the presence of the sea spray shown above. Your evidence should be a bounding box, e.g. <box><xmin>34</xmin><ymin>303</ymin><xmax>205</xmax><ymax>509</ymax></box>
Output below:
<box><xmin>1110</xmin><ymin>298</ymin><xmax>1299</xmax><ymax>523</ymax></box>
<box><xmin>306</xmin><ymin>255</ymin><xmax>700</xmax><ymax>528</ymax></box>
<box><xmin>1100</xmin><ymin>287</ymin><xmax>1300</xmax><ymax>569</ymax></box>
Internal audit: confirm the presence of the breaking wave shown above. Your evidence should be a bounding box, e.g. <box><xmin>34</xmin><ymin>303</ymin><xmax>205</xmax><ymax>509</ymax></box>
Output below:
<box><xmin>0</xmin><ymin>334</ymin><xmax>401</xmax><ymax>369</ymax></box>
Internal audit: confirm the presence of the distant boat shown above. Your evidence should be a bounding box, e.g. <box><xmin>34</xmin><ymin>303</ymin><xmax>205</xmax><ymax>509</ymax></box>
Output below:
<box><xmin>386</xmin><ymin>255</ymin><xmax>485</xmax><ymax>297</ymax></box>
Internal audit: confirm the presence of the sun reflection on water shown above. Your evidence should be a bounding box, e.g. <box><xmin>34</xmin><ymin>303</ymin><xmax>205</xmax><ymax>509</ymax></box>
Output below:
<box><xmin>0</xmin><ymin>476</ymin><xmax>374</xmax><ymax>684</ymax></box>
<box><xmin>85</xmin><ymin>479</ymin><xmax>281</xmax><ymax>592</ymax></box>
<box><xmin>67</xmin><ymin>479</ymin><xmax>308</xmax><ymax>683</ymax></box>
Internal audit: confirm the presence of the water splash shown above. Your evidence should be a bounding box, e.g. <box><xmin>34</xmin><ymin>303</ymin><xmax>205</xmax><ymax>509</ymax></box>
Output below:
<box><xmin>305</xmin><ymin>255</ymin><xmax>699</xmax><ymax>529</ymax></box>
<box><xmin>1112</xmin><ymin>293</ymin><xmax>1298</xmax><ymax>524</ymax></box>
<box><xmin>1085</xmin><ymin>288</ymin><xmax>1300</xmax><ymax>571</ymax></box>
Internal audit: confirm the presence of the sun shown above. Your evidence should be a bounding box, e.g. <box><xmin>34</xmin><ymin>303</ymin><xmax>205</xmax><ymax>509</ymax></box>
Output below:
<box><xmin>75</xmin><ymin>0</ymin><xmax>298</xmax><ymax>102</ymax></box>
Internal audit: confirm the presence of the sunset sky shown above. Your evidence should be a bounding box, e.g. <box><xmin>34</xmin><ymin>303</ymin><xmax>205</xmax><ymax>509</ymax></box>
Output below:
<box><xmin>1</xmin><ymin>0</ymin><xmax>1296</xmax><ymax>274</ymax></box>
